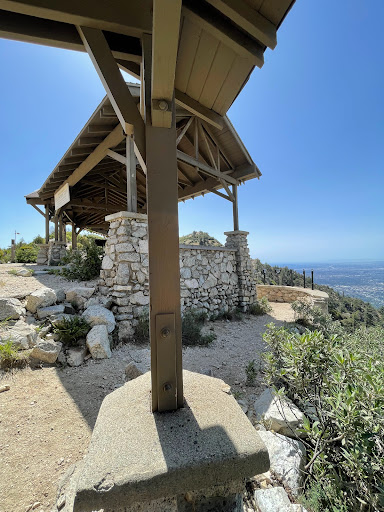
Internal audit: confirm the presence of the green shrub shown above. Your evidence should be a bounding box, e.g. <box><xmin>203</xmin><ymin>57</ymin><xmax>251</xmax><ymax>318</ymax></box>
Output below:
<box><xmin>0</xmin><ymin>340</ymin><xmax>30</xmax><ymax>370</ymax></box>
<box><xmin>182</xmin><ymin>310</ymin><xmax>216</xmax><ymax>346</ymax></box>
<box><xmin>248</xmin><ymin>297</ymin><xmax>272</xmax><ymax>316</ymax></box>
<box><xmin>263</xmin><ymin>323</ymin><xmax>384</xmax><ymax>511</ymax></box>
<box><xmin>210</xmin><ymin>308</ymin><xmax>243</xmax><ymax>321</ymax></box>
<box><xmin>291</xmin><ymin>299</ymin><xmax>342</xmax><ymax>337</ymax></box>
<box><xmin>52</xmin><ymin>316</ymin><xmax>91</xmax><ymax>346</ymax></box>
<box><xmin>32</xmin><ymin>235</ymin><xmax>44</xmax><ymax>244</ymax></box>
<box><xmin>245</xmin><ymin>359</ymin><xmax>257</xmax><ymax>386</ymax></box>
<box><xmin>15</xmin><ymin>244</ymin><xmax>39</xmax><ymax>263</ymax></box>
<box><xmin>60</xmin><ymin>239</ymin><xmax>103</xmax><ymax>281</ymax></box>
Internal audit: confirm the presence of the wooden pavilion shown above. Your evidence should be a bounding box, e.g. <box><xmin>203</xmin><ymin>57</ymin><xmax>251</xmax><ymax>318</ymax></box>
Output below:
<box><xmin>0</xmin><ymin>0</ymin><xmax>295</xmax><ymax>412</ymax></box>
<box><xmin>25</xmin><ymin>82</ymin><xmax>261</xmax><ymax>243</ymax></box>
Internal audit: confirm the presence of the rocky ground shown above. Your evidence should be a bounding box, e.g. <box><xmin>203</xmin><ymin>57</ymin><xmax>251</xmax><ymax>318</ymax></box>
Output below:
<box><xmin>0</xmin><ymin>266</ymin><xmax>299</xmax><ymax>512</ymax></box>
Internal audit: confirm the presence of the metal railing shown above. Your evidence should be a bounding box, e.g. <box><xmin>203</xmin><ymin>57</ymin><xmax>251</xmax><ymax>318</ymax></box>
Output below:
<box><xmin>261</xmin><ymin>268</ymin><xmax>315</xmax><ymax>290</ymax></box>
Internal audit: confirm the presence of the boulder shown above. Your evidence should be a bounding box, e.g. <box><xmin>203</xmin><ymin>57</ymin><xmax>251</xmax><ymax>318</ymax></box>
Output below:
<box><xmin>67</xmin><ymin>346</ymin><xmax>88</xmax><ymax>367</ymax></box>
<box><xmin>36</xmin><ymin>304</ymin><xmax>65</xmax><ymax>319</ymax></box>
<box><xmin>254</xmin><ymin>388</ymin><xmax>304</xmax><ymax>438</ymax></box>
<box><xmin>0</xmin><ymin>297</ymin><xmax>25</xmax><ymax>321</ymax></box>
<box><xmin>66</xmin><ymin>287</ymin><xmax>96</xmax><ymax>308</ymax></box>
<box><xmin>2</xmin><ymin>320</ymin><xmax>38</xmax><ymax>350</ymax></box>
<box><xmin>82</xmin><ymin>306</ymin><xmax>115</xmax><ymax>333</ymax></box>
<box><xmin>86</xmin><ymin>325</ymin><xmax>111</xmax><ymax>359</ymax></box>
<box><xmin>26</xmin><ymin>288</ymin><xmax>57</xmax><ymax>313</ymax></box>
<box><xmin>257</xmin><ymin>431</ymin><xmax>306</xmax><ymax>497</ymax></box>
<box><xmin>55</xmin><ymin>289</ymin><xmax>66</xmax><ymax>303</ymax></box>
<box><xmin>30</xmin><ymin>339</ymin><xmax>62</xmax><ymax>363</ymax></box>
<box><xmin>125</xmin><ymin>362</ymin><xmax>143</xmax><ymax>381</ymax></box>
<box><xmin>13</xmin><ymin>268</ymin><xmax>33</xmax><ymax>277</ymax></box>
<box><xmin>254</xmin><ymin>487</ymin><xmax>292</xmax><ymax>512</ymax></box>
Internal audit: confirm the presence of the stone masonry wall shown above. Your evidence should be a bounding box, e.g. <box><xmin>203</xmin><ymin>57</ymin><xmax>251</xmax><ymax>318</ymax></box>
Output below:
<box><xmin>257</xmin><ymin>285</ymin><xmax>329</xmax><ymax>313</ymax></box>
<box><xmin>99</xmin><ymin>212</ymin><xmax>257</xmax><ymax>340</ymax></box>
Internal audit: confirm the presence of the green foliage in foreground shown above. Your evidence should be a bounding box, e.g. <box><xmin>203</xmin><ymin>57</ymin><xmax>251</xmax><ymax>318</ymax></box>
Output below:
<box><xmin>248</xmin><ymin>296</ymin><xmax>272</xmax><ymax>316</ymax></box>
<box><xmin>52</xmin><ymin>316</ymin><xmax>91</xmax><ymax>346</ymax></box>
<box><xmin>60</xmin><ymin>239</ymin><xmax>103</xmax><ymax>281</ymax></box>
<box><xmin>0</xmin><ymin>340</ymin><xmax>30</xmax><ymax>370</ymax></box>
<box><xmin>263</xmin><ymin>320</ymin><xmax>384</xmax><ymax>512</ymax></box>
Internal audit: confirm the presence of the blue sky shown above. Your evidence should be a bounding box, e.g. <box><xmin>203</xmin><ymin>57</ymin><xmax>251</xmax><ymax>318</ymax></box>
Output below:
<box><xmin>0</xmin><ymin>0</ymin><xmax>383</xmax><ymax>263</ymax></box>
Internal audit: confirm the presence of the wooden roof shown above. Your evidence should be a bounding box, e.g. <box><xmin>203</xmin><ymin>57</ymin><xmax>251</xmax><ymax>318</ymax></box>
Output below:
<box><xmin>2</xmin><ymin>0</ymin><xmax>296</xmax><ymax>233</ymax></box>
<box><xmin>26</xmin><ymin>83</ymin><xmax>260</xmax><ymax>233</ymax></box>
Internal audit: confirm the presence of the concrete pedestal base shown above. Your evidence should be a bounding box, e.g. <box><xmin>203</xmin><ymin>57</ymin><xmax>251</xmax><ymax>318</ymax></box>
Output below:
<box><xmin>73</xmin><ymin>371</ymin><xmax>269</xmax><ymax>512</ymax></box>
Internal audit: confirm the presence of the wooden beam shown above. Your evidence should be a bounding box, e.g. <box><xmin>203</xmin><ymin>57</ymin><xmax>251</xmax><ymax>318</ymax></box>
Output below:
<box><xmin>210</xmin><ymin>189</ymin><xmax>232</xmax><ymax>202</ymax></box>
<box><xmin>177</xmin><ymin>150</ymin><xmax>238</xmax><ymax>185</ymax></box>
<box><xmin>0</xmin><ymin>0</ymin><xmax>152</xmax><ymax>38</ymax></box>
<box><xmin>31</xmin><ymin>204</ymin><xmax>44</xmax><ymax>217</ymax></box>
<box><xmin>232</xmin><ymin>183</ymin><xmax>239</xmax><ymax>230</ymax></box>
<box><xmin>78</xmin><ymin>26</ymin><xmax>145</xmax><ymax>163</ymax></box>
<box><xmin>175</xmin><ymin>90</ymin><xmax>223</xmax><ymax>130</ymax></box>
<box><xmin>45</xmin><ymin>205</ymin><xmax>49</xmax><ymax>243</ymax></box>
<box><xmin>126</xmin><ymin>135</ymin><xmax>137</xmax><ymax>212</ymax></box>
<box><xmin>106</xmin><ymin>149</ymin><xmax>126</xmax><ymax>165</ymax></box>
<box><xmin>151</xmin><ymin>0</ymin><xmax>182</xmax><ymax>128</ymax></box>
<box><xmin>176</xmin><ymin>116</ymin><xmax>194</xmax><ymax>145</ymax></box>
<box><xmin>205</xmin><ymin>0</ymin><xmax>277</xmax><ymax>49</ymax></box>
<box><xmin>61</xmin><ymin>125</ymin><xmax>124</xmax><ymax>189</ymax></box>
<box><xmin>0</xmin><ymin>9</ymin><xmax>144</xmax><ymax>60</ymax></box>
<box><xmin>182</xmin><ymin>1</ymin><xmax>264</xmax><ymax>68</ymax></box>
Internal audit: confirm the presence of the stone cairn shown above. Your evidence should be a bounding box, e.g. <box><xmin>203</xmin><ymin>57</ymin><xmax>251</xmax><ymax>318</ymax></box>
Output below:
<box><xmin>99</xmin><ymin>212</ymin><xmax>258</xmax><ymax>339</ymax></box>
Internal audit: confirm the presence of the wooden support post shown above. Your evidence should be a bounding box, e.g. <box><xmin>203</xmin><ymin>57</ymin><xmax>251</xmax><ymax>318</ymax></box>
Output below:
<box><xmin>54</xmin><ymin>215</ymin><xmax>59</xmax><ymax>242</ymax></box>
<box><xmin>147</xmin><ymin>106</ymin><xmax>183</xmax><ymax>412</ymax></box>
<box><xmin>126</xmin><ymin>135</ymin><xmax>137</xmax><ymax>212</ymax></box>
<box><xmin>45</xmin><ymin>205</ymin><xmax>50</xmax><ymax>244</ymax></box>
<box><xmin>72</xmin><ymin>222</ymin><xmax>77</xmax><ymax>249</ymax></box>
<box><xmin>143</xmin><ymin>33</ymin><xmax>183</xmax><ymax>412</ymax></box>
<box><xmin>232</xmin><ymin>184</ymin><xmax>239</xmax><ymax>231</ymax></box>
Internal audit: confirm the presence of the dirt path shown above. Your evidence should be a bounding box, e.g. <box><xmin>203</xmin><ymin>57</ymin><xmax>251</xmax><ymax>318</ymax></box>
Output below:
<box><xmin>0</xmin><ymin>263</ymin><xmax>98</xmax><ymax>299</ymax></box>
<box><xmin>0</xmin><ymin>303</ymin><xmax>294</xmax><ymax>512</ymax></box>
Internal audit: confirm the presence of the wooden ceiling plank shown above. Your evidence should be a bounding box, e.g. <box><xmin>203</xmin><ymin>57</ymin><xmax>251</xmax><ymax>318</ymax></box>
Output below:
<box><xmin>205</xmin><ymin>0</ymin><xmax>277</xmax><ymax>49</ymax></box>
<box><xmin>151</xmin><ymin>0</ymin><xmax>182</xmax><ymax>128</ymax></box>
<box><xmin>78</xmin><ymin>26</ymin><xmax>146</xmax><ymax>163</ymax></box>
<box><xmin>212</xmin><ymin>56</ymin><xmax>252</xmax><ymax>114</ymax></box>
<box><xmin>198</xmin><ymin>43</ymin><xmax>235</xmax><ymax>109</ymax></box>
<box><xmin>175</xmin><ymin>16</ymin><xmax>202</xmax><ymax>93</ymax></box>
<box><xmin>182</xmin><ymin>3</ymin><xmax>264</xmax><ymax>68</ymax></box>
<box><xmin>185</xmin><ymin>30</ymin><xmax>219</xmax><ymax>101</ymax></box>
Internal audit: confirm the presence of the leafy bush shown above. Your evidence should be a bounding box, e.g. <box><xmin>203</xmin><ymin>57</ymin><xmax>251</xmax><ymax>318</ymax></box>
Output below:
<box><xmin>248</xmin><ymin>297</ymin><xmax>272</xmax><ymax>316</ymax></box>
<box><xmin>291</xmin><ymin>299</ymin><xmax>342</xmax><ymax>337</ymax></box>
<box><xmin>263</xmin><ymin>323</ymin><xmax>384</xmax><ymax>511</ymax></box>
<box><xmin>60</xmin><ymin>239</ymin><xmax>103</xmax><ymax>281</ymax></box>
<box><xmin>245</xmin><ymin>359</ymin><xmax>258</xmax><ymax>386</ymax></box>
<box><xmin>15</xmin><ymin>244</ymin><xmax>39</xmax><ymax>263</ymax></box>
<box><xmin>210</xmin><ymin>308</ymin><xmax>244</xmax><ymax>321</ymax></box>
<box><xmin>0</xmin><ymin>340</ymin><xmax>30</xmax><ymax>370</ymax></box>
<box><xmin>182</xmin><ymin>310</ymin><xmax>216</xmax><ymax>346</ymax></box>
<box><xmin>52</xmin><ymin>316</ymin><xmax>91</xmax><ymax>346</ymax></box>
<box><xmin>32</xmin><ymin>235</ymin><xmax>44</xmax><ymax>244</ymax></box>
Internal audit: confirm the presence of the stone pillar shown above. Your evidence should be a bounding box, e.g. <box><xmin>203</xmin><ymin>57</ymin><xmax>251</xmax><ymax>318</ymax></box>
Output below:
<box><xmin>99</xmin><ymin>211</ymin><xmax>149</xmax><ymax>341</ymax></box>
<box><xmin>36</xmin><ymin>243</ymin><xmax>49</xmax><ymax>265</ymax></box>
<box><xmin>224</xmin><ymin>231</ymin><xmax>256</xmax><ymax>311</ymax></box>
<box><xmin>47</xmin><ymin>240</ymin><xmax>67</xmax><ymax>265</ymax></box>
